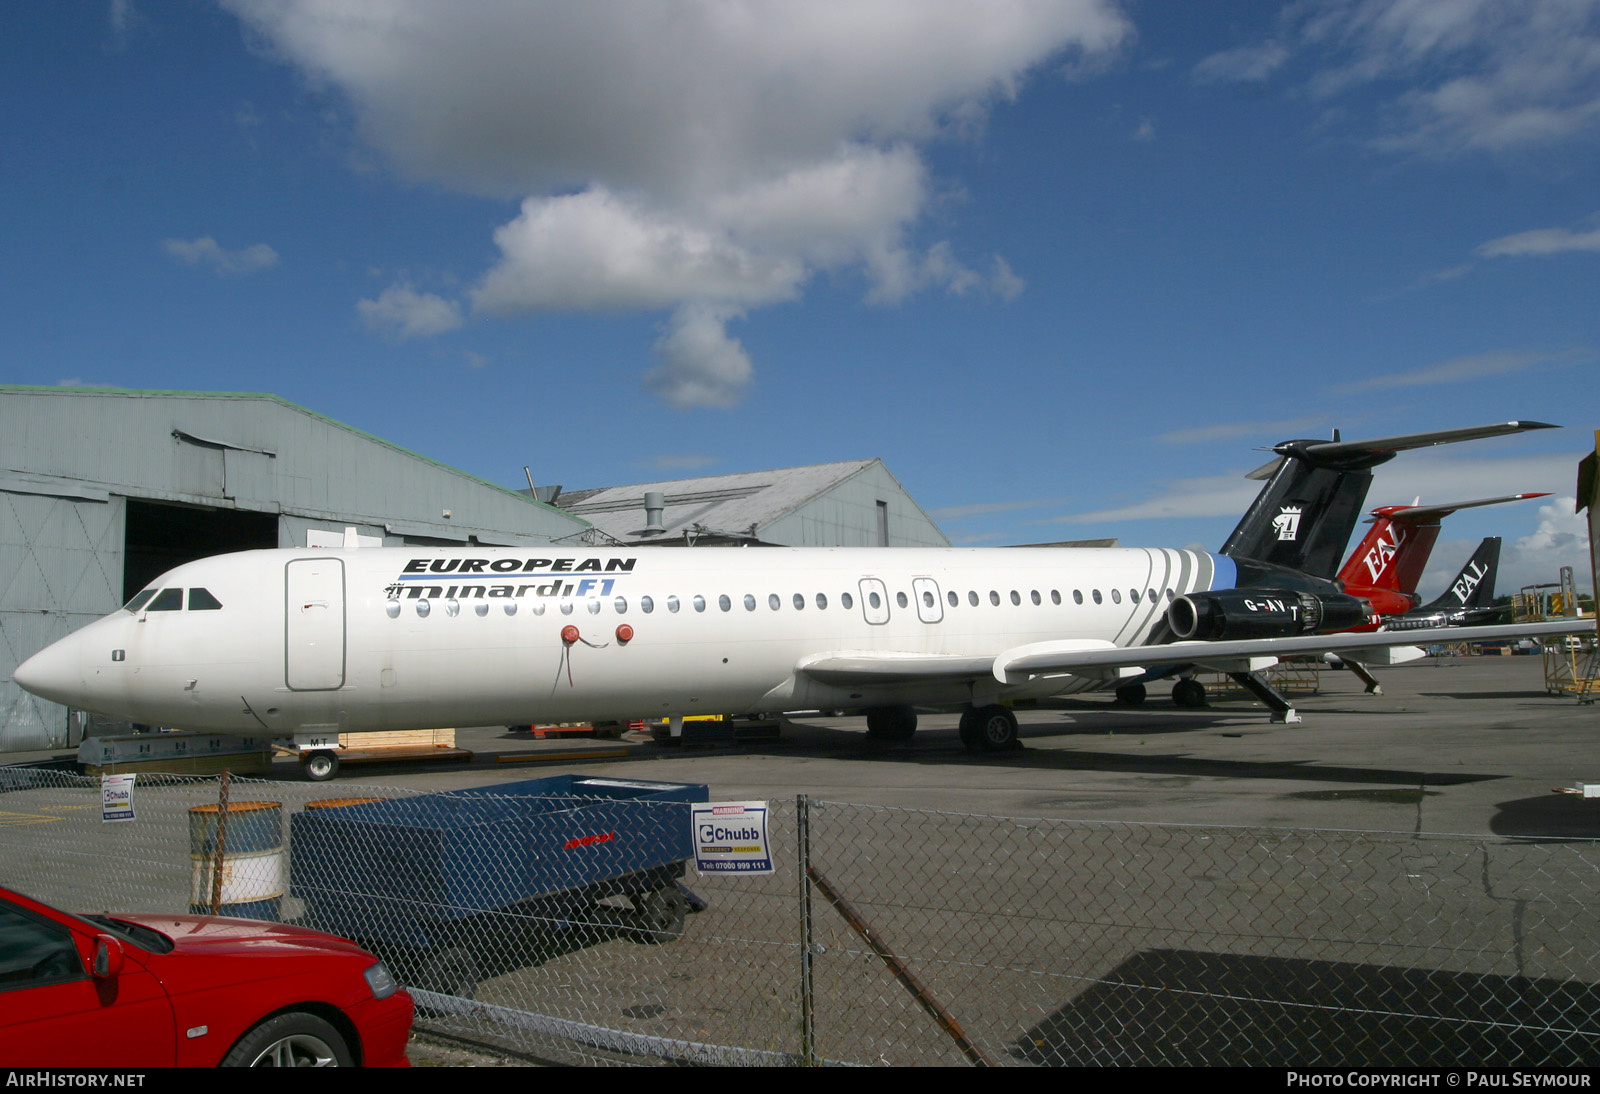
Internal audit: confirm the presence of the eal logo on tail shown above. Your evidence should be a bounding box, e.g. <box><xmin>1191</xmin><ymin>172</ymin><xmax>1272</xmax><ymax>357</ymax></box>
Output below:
<box><xmin>1272</xmin><ymin>506</ymin><xmax>1303</xmax><ymax>542</ymax></box>
<box><xmin>1451</xmin><ymin>561</ymin><xmax>1487</xmax><ymax>604</ymax></box>
<box><xmin>1362</xmin><ymin>526</ymin><xmax>1406</xmax><ymax>584</ymax></box>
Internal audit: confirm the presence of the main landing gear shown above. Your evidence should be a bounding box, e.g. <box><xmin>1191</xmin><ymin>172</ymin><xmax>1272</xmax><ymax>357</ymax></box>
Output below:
<box><xmin>1170</xmin><ymin>673</ymin><xmax>1299</xmax><ymax>722</ymax></box>
<box><xmin>862</xmin><ymin>703</ymin><xmax>1021</xmax><ymax>752</ymax></box>
<box><xmin>958</xmin><ymin>705</ymin><xmax>1019</xmax><ymax>752</ymax></box>
<box><xmin>1171</xmin><ymin>678</ymin><xmax>1208</xmax><ymax>708</ymax></box>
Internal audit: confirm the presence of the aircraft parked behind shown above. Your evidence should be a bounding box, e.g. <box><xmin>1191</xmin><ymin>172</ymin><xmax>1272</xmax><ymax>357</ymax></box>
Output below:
<box><xmin>1378</xmin><ymin>537</ymin><xmax>1506</xmax><ymax>631</ymax></box>
<box><xmin>1335</xmin><ymin>495</ymin><xmax>1546</xmax><ymax>622</ymax></box>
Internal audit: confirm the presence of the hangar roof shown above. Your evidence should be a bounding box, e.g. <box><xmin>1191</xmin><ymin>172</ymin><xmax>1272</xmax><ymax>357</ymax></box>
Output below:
<box><xmin>0</xmin><ymin>385</ymin><xmax>587</xmax><ymax>545</ymax></box>
<box><xmin>551</xmin><ymin>458</ymin><xmax>949</xmax><ymax>547</ymax></box>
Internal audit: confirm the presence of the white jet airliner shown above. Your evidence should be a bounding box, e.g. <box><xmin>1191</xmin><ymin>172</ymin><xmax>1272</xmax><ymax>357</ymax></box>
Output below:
<box><xmin>14</xmin><ymin>538</ymin><xmax>1588</xmax><ymax>779</ymax></box>
<box><xmin>13</xmin><ymin>420</ymin><xmax>1590</xmax><ymax>779</ymax></box>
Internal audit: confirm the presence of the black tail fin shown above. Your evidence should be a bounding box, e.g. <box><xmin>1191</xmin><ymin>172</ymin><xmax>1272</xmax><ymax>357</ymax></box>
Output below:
<box><xmin>1419</xmin><ymin>537</ymin><xmax>1500</xmax><ymax>612</ymax></box>
<box><xmin>1221</xmin><ymin>421</ymin><xmax>1555</xmax><ymax>578</ymax></box>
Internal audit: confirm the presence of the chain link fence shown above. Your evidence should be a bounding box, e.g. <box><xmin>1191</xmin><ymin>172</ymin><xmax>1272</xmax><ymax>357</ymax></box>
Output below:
<box><xmin>3</xmin><ymin>765</ymin><xmax>1600</xmax><ymax>1066</ymax></box>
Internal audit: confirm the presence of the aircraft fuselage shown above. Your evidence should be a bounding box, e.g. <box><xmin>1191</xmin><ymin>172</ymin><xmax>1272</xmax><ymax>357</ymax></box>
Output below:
<box><xmin>16</xmin><ymin>546</ymin><xmax>1227</xmax><ymax>735</ymax></box>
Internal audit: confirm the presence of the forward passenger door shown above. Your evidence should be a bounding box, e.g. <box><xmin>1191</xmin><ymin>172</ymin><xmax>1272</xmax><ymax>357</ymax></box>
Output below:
<box><xmin>285</xmin><ymin>558</ymin><xmax>346</xmax><ymax>690</ymax></box>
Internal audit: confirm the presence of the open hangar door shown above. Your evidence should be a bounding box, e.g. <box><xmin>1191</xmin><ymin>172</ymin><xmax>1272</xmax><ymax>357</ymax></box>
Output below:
<box><xmin>31</xmin><ymin>500</ymin><xmax>284</xmax><ymax>744</ymax></box>
<box><xmin>1</xmin><ymin>486</ymin><xmax>123</xmax><ymax>752</ymax></box>
<box><xmin>122</xmin><ymin>500</ymin><xmax>278</xmax><ymax>602</ymax></box>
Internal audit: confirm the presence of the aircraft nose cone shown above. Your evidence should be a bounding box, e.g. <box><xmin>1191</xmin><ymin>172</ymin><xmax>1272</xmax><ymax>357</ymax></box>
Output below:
<box><xmin>13</xmin><ymin>636</ymin><xmax>83</xmax><ymax>705</ymax></box>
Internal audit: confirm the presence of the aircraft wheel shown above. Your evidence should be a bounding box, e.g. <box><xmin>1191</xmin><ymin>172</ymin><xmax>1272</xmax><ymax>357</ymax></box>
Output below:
<box><xmin>1115</xmin><ymin>683</ymin><xmax>1147</xmax><ymax>707</ymax></box>
<box><xmin>958</xmin><ymin>708</ymin><xmax>984</xmax><ymax>752</ymax></box>
<box><xmin>864</xmin><ymin>705</ymin><xmax>917</xmax><ymax>742</ymax></box>
<box><xmin>301</xmin><ymin>750</ymin><xmax>340</xmax><ymax>782</ymax></box>
<box><xmin>974</xmin><ymin>705</ymin><xmax>1018</xmax><ymax>751</ymax></box>
<box><xmin>1172</xmin><ymin>679</ymin><xmax>1207</xmax><ymax>708</ymax></box>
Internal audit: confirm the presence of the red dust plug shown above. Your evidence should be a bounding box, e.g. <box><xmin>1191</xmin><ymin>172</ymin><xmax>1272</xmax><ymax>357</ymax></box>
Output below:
<box><xmin>616</xmin><ymin>624</ymin><xmax>634</xmax><ymax>644</ymax></box>
<box><xmin>561</xmin><ymin>625</ymin><xmax>580</xmax><ymax>644</ymax></box>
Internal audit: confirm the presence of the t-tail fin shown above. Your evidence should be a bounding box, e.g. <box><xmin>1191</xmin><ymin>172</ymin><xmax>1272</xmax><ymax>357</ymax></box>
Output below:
<box><xmin>1420</xmin><ymin>537</ymin><xmax>1501</xmax><ymax>612</ymax></box>
<box><xmin>1220</xmin><ymin>421</ymin><xmax>1556</xmax><ymax>578</ymax></box>
<box><xmin>1335</xmin><ymin>493</ymin><xmax>1549</xmax><ymax>599</ymax></box>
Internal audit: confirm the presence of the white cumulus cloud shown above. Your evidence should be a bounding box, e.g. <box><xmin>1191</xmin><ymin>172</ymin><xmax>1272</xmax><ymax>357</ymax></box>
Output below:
<box><xmin>1329</xmin><ymin>349</ymin><xmax>1574</xmax><ymax>394</ymax></box>
<box><xmin>1501</xmin><ymin>495</ymin><xmax>1592</xmax><ymax>593</ymax></box>
<box><xmin>162</xmin><ymin>236</ymin><xmax>279</xmax><ymax>275</ymax></box>
<box><xmin>646</xmin><ymin>303</ymin><xmax>755</xmax><ymax>409</ymax></box>
<box><xmin>471</xmin><ymin>187</ymin><xmax>809</xmax><ymax>316</ymax></box>
<box><xmin>1478</xmin><ymin>218</ymin><xmax>1600</xmax><ymax>257</ymax></box>
<box><xmin>1193</xmin><ymin>41</ymin><xmax>1291</xmax><ymax>84</ymax></box>
<box><xmin>1196</xmin><ymin>0</ymin><xmax>1600</xmax><ymax>156</ymax></box>
<box><xmin>357</xmin><ymin>284</ymin><xmax>464</xmax><ymax>340</ymax></box>
<box><xmin>222</xmin><ymin>0</ymin><xmax>1129</xmax><ymax>405</ymax></box>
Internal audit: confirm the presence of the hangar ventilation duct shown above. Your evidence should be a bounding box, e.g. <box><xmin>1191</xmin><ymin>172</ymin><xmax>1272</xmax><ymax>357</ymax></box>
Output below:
<box><xmin>523</xmin><ymin>466</ymin><xmax>562</xmax><ymax>505</ymax></box>
<box><xmin>642</xmin><ymin>491</ymin><xmax>667</xmax><ymax>536</ymax></box>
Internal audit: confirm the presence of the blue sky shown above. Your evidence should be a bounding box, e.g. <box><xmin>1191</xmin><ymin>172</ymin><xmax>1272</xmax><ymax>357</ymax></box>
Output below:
<box><xmin>3</xmin><ymin>1</ymin><xmax>1595</xmax><ymax>596</ymax></box>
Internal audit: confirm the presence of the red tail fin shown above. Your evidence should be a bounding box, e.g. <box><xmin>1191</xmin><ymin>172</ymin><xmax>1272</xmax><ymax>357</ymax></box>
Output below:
<box><xmin>1337</xmin><ymin>507</ymin><xmax>1440</xmax><ymax>609</ymax></box>
<box><xmin>1336</xmin><ymin>493</ymin><xmax>1549</xmax><ymax>610</ymax></box>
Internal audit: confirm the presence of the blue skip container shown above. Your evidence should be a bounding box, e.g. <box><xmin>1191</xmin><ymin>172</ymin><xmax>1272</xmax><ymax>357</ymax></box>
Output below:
<box><xmin>288</xmin><ymin>775</ymin><xmax>708</xmax><ymax>993</ymax></box>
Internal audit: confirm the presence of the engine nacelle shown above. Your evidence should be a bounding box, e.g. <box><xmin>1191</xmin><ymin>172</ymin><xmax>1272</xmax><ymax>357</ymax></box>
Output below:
<box><xmin>1168</xmin><ymin>589</ymin><xmax>1371</xmax><ymax>641</ymax></box>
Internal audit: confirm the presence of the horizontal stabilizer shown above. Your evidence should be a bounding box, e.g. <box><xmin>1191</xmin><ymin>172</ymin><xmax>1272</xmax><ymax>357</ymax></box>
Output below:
<box><xmin>1365</xmin><ymin>492</ymin><xmax>1551</xmax><ymax>524</ymax></box>
<box><xmin>1225</xmin><ymin>420</ymin><xmax>1557</xmax><ymax>578</ymax></box>
<box><xmin>1250</xmin><ymin>422</ymin><xmax>1556</xmax><ymax>481</ymax></box>
<box><xmin>1290</xmin><ymin>421</ymin><xmax>1556</xmax><ymax>463</ymax></box>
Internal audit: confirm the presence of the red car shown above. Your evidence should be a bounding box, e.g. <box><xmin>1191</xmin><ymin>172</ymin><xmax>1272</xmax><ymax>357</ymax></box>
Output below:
<box><xmin>0</xmin><ymin>885</ymin><xmax>412</xmax><ymax>1067</ymax></box>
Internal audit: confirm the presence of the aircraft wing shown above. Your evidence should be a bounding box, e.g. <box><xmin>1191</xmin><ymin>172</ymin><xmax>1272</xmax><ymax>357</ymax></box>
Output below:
<box><xmin>797</xmin><ymin>651</ymin><xmax>1031</xmax><ymax>685</ymax></box>
<box><xmin>798</xmin><ymin>619</ymin><xmax>1592</xmax><ymax>687</ymax></box>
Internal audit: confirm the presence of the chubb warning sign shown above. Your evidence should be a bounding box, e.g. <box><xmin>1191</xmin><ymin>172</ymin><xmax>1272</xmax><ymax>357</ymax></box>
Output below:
<box><xmin>692</xmin><ymin>801</ymin><xmax>772</xmax><ymax>875</ymax></box>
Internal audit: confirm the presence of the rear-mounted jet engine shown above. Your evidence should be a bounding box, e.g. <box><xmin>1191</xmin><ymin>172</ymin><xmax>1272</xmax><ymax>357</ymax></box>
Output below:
<box><xmin>1168</xmin><ymin>588</ymin><xmax>1371</xmax><ymax>641</ymax></box>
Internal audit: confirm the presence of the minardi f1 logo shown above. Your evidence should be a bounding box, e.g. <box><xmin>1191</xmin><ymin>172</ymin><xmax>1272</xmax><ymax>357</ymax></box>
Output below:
<box><xmin>1272</xmin><ymin>506</ymin><xmax>1303</xmax><ymax>542</ymax></box>
<box><xmin>387</xmin><ymin>556</ymin><xmax>637</xmax><ymax>601</ymax></box>
<box><xmin>1362</xmin><ymin>526</ymin><xmax>1406</xmax><ymax>584</ymax></box>
<box><xmin>1451</xmin><ymin>561</ymin><xmax>1487</xmax><ymax>604</ymax></box>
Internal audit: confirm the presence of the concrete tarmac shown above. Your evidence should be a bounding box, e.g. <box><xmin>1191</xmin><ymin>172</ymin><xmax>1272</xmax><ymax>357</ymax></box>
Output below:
<box><xmin>7</xmin><ymin>651</ymin><xmax>1598</xmax><ymax>1066</ymax></box>
<box><xmin>210</xmin><ymin>651</ymin><xmax>1600</xmax><ymax>839</ymax></box>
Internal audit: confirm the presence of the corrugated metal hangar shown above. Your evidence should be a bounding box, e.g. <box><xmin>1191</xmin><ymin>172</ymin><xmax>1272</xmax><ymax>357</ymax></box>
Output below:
<box><xmin>0</xmin><ymin>385</ymin><xmax>588</xmax><ymax>752</ymax></box>
<box><xmin>545</xmin><ymin>459</ymin><xmax>950</xmax><ymax>548</ymax></box>
<box><xmin>1</xmin><ymin>388</ymin><xmax>954</xmax><ymax>755</ymax></box>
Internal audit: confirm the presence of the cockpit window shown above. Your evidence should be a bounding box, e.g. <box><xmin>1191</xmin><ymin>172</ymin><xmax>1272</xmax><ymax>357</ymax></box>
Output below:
<box><xmin>124</xmin><ymin>590</ymin><xmax>157</xmax><ymax>613</ymax></box>
<box><xmin>146</xmin><ymin>589</ymin><xmax>183</xmax><ymax>612</ymax></box>
<box><xmin>188</xmin><ymin>588</ymin><xmax>223</xmax><ymax>611</ymax></box>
